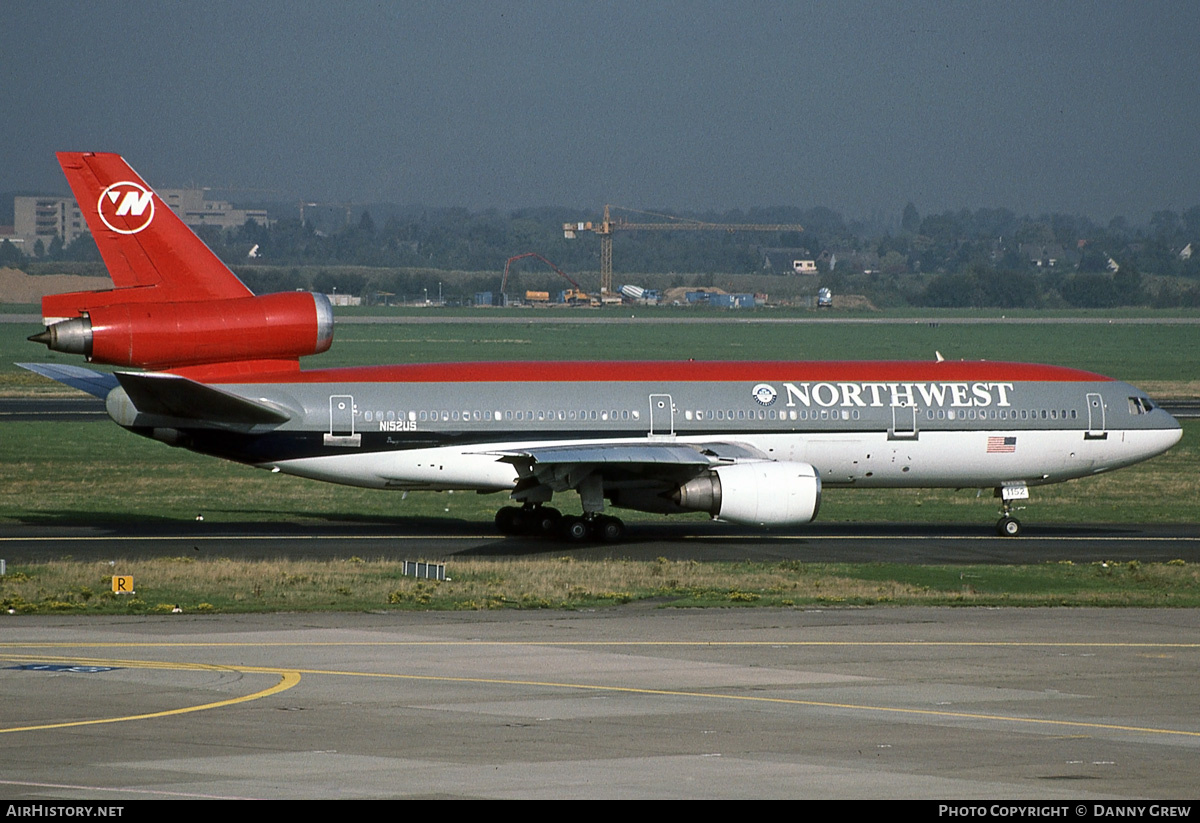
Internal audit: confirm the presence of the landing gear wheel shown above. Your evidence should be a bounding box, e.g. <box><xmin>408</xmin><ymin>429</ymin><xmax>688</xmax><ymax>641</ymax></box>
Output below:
<box><xmin>495</xmin><ymin>506</ymin><xmax>520</xmax><ymax>535</ymax></box>
<box><xmin>596</xmin><ymin>516</ymin><xmax>625</xmax><ymax>543</ymax></box>
<box><xmin>997</xmin><ymin>516</ymin><xmax>1022</xmax><ymax>537</ymax></box>
<box><xmin>532</xmin><ymin>506</ymin><xmax>562</xmax><ymax>535</ymax></box>
<box><xmin>561</xmin><ymin>516</ymin><xmax>591</xmax><ymax>543</ymax></box>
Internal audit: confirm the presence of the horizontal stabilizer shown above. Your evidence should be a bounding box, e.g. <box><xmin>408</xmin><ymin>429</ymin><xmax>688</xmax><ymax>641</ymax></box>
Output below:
<box><xmin>17</xmin><ymin>363</ymin><xmax>120</xmax><ymax>398</ymax></box>
<box><xmin>114</xmin><ymin>372</ymin><xmax>291</xmax><ymax>426</ymax></box>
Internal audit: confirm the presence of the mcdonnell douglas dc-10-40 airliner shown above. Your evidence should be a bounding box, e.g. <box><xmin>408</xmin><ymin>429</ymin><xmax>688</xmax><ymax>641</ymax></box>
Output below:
<box><xmin>24</xmin><ymin>153</ymin><xmax>1182</xmax><ymax>541</ymax></box>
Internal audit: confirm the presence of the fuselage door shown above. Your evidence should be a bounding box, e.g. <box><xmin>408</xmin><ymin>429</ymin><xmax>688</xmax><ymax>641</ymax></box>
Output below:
<box><xmin>649</xmin><ymin>393</ymin><xmax>674</xmax><ymax>437</ymax></box>
<box><xmin>889</xmin><ymin>403</ymin><xmax>918</xmax><ymax>440</ymax></box>
<box><xmin>325</xmin><ymin>394</ymin><xmax>362</xmax><ymax>447</ymax></box>
<box><xmin>1085</xmin><ymin>392</ymin><xmax>1107</xmax><ymax>440</ymax></box>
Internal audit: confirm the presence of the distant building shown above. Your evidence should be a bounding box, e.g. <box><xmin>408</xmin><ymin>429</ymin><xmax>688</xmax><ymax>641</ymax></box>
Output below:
<box><xmin>760</xmin><ymin>247</ymin><xmax>815</xmax><ymax>275</ymax></box>
<box><xmin>1018</xmin><ymin>242</ymin><xmax>1066</xmax><ymax>268</ymax></box>
<box><xmin>13</xmin><ymin>189</ymin><xmax>270</xmax><ymax>256</ymax></box>
<box><xmin>156</xmin><ymin>189</ymin><xmax>270</xmax><ymax>232</ymax></box>
<box><xmin>13</xmin><ymin>196</ymin><xmax>88</xmax><ymax>252</ymax></box>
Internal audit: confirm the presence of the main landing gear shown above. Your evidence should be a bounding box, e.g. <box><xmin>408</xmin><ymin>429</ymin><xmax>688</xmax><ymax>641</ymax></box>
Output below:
<box><xmin>495</xmin><ymin>505</ymin><xmax>626</xmax><ymax>543</ymax></box>
<box><xmin>495</xmin><ymin>504</ymin><xmax>561</xmax><ymax>536</ymax></box>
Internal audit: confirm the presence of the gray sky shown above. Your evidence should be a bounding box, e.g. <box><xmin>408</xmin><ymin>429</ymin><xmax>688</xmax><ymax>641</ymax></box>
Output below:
<box><xmin>4</xmin><ymin>1</ymin><xmax>1198</xmax><ymax>222</ymax></box>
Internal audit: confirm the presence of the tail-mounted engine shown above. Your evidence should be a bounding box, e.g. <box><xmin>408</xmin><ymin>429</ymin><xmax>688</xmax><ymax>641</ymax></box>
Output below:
<box><xmin>30</xmin><ymin>291</ymin><xmax>333</xmax><ymax>370</ymax></box>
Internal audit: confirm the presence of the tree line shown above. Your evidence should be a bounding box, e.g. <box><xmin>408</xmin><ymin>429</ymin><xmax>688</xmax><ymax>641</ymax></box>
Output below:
<box><xmin>8</xmin><ymin>201</ymin><xmax>1200</xmax><ymax>308</ymax></box>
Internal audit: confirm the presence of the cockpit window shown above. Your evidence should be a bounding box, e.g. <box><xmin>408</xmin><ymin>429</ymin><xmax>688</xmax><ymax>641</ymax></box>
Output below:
<box><xmin>1128</xmin><ymin>397</ymin><xmax>1155</xmax><ymax>415</ymax></box>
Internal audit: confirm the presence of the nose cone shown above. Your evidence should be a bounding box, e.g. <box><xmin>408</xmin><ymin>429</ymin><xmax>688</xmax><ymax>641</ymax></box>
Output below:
<box><xmin>1145</xmin><ymin>409</ymin><xmax>1183</xmax><ymax>458</ymax></box>
<box><xmin>1164</xmin><ymin>412</ymin><xmax>1183</xmax><ymax>443</ymax></box>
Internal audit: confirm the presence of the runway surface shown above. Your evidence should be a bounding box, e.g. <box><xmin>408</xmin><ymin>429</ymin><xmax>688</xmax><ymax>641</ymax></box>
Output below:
<box><xmin>1</xmin><ymin>608</ymin><xmax>1197</xmax><ymax>799</ymax></box>
<box><xmin>2</xmin><ymin>520</ymin><xmax>1197</xmax><ymax>564</ymax></box>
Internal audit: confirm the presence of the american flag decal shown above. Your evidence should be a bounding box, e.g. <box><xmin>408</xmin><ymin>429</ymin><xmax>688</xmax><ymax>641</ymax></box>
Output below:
<box><xmin>987</xmin><ymin>436</ymin><xmax>1017</xmax><ymax>453</ymax></box>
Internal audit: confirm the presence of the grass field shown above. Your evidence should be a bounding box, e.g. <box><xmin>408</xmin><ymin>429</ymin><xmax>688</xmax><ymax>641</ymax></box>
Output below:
<box><xmin>4</xmin><ymin>556</ymin><xmax>1199</xmax><ymax>615</ymax></box>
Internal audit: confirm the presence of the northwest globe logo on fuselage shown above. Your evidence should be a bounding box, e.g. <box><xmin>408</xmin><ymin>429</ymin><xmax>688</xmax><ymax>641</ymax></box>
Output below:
<box><xmin>752</xmin><ymin>383</ymin><xmax>777</xmax><ymax>405</ymax></box>
<box><xmin>97</xmin><ymin>181</ymin><xmax>155</xmax><ymax>234</ymax></box>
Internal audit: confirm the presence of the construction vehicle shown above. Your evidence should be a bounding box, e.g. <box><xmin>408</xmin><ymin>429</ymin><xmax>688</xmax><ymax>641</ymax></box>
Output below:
<box><xmin>560</xmin><ymin>289</ymin><xmax>593</xmax><ymax>305</ymax></box>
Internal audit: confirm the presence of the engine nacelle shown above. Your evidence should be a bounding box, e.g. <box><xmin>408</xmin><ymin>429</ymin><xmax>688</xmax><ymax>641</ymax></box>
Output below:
<box><xmin>31</xmin><ymin>291</ymin><xmax>333</xmax><ymax>369</ymax></box>
<box><xmin>675</xmin><ymin>461</ymin><xmax>821</xmax><ymax>526</ymax></box>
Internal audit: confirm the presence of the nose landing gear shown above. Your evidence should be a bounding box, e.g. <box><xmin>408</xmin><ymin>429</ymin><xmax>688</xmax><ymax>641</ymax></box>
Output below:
<box><xmin>994</xmin><ymin>483</ymin><xmax>1028</xmax><ymax>537</ymax></box>
<box><xmin>997</xmin><ymin>513</ymin><xmax>1022</xmax><ymax>537</ymax></box>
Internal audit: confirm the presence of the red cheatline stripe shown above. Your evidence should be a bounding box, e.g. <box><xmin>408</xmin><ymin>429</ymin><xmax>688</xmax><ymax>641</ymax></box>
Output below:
<box><xmin>194</xmin><ymin>360</ymin><xmax>1110</xmax><ymax>385</ymax></box>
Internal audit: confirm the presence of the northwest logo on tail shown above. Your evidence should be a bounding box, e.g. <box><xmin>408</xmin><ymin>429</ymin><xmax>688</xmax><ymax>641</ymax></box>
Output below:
<box><xmin>97</xmin><ymin>181</ymin><xmax>155</xmax><ymax>234</ymax></box>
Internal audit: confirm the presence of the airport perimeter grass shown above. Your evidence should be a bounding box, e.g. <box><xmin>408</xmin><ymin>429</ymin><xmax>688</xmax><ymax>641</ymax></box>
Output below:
<box><xmin>4</xmin><ymin>556</ymin><xmax>1200</xmax><ymax>615</ymax></box>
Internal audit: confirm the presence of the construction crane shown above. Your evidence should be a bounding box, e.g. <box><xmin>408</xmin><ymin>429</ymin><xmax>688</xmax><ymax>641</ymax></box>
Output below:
<box><xmin>501</xmin><ymin>252</ymin><xmax>594</xmax><ymax>305</ymax></box>
<box><xmin>564</xmin><ymin>205</ymin><xmax>804</xmax><ymax>299</ymax></box>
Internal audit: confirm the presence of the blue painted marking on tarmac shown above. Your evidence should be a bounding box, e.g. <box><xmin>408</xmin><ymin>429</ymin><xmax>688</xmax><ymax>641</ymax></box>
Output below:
<box><xmin>8</xmin><ymin>664</ymin><xmax>119</xmax><ymax>673</ymax></box>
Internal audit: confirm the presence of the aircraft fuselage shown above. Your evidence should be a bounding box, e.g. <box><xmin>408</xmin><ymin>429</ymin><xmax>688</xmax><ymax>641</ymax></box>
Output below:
<box><xmin>106</xmin><ymin>360</ymin><xmax>1181</xmax><ymax>499</ymax></box>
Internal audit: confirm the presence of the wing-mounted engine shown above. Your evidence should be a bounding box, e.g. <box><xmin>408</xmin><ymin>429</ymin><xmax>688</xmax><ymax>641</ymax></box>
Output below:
<box><xmin>30</xmin><ymin>291</ymin><xmax>333</xmax><ymax>370</ymax></box>
<box><xmin>674</xmin><ymin>461</ymin><xmax>821</xmax><ymax>526</ymax></box>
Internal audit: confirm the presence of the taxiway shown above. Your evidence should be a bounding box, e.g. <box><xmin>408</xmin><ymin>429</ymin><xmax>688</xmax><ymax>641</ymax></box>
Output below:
<box><xmin>2</xmin><ymin>608</ymin><xmax>1197</xmax><ymax>799</ymax></box>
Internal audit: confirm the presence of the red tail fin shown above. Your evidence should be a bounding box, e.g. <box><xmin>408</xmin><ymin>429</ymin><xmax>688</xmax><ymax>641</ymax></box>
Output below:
<box><xmin>46</xmin><ymin>152</ymin><xmax>252</xmax><ymax>321</ymax></box>
<box><xmin>31</xmin><ymin>153</ymin><xmax>332</xmax><ymax>373</ymax></box>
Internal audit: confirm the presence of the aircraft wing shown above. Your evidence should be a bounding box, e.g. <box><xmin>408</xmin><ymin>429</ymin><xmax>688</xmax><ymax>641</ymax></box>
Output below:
<box><xmin>493</xmin><ymin>440</ymin><xmax>771</xmax><ymax>498</ymax></box>
<box><xmin>496</xmin><ymin>443</ymin><xmax>713</xmax><ymax>467</ymax></box>
<box><xmin>17</xmin><ymin>363</ymin><xmax>120</xmax><ymax>398</ymax></box>
<box><xmin>494</xmin><ymin>440</ymin><xmax>768</xmax><ymax>469</ymax></box>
